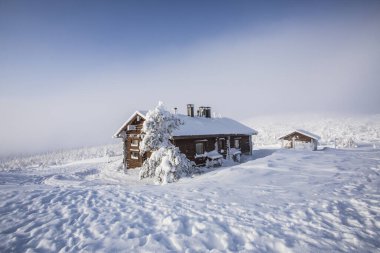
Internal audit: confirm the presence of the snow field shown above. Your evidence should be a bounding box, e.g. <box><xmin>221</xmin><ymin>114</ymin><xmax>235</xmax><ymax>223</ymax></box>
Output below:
<box><xmin>0</xmin><ymin>143</ymin><xmax>122</xmax><ymax>172</ymax></box>
<box><xmin>246</xmin><ymin>114</ymin><xmax>380</xmax><ymax>147</ymax></box>
<box><xmin>1</xmin><ymin>146</ymin><xmax>379</xmax><ymax>252</ymax></box>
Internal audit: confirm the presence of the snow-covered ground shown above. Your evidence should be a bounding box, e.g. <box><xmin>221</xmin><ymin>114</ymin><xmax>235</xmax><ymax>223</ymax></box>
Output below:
<box><xmin>1</xmin><ymin>145</ymin><xmax>379</xmax><ymax>252</ymax></box>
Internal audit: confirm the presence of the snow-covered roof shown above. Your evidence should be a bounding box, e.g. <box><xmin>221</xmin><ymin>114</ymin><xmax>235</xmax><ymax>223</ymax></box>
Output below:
<box><xmin>114</xmin><ymin>110</ymin><xmax>257</xmax><ymax>138</ymax></box>
<box><xmin>173</xmin><ymin>114</ymin><xmax>257</xmax><ymax>137</ymax></box>
<box><xmin>278</xmin><ymin>129</ymin><xmax>321</xmax><ymax>140</ymax></box>
<box><xmin>113</xmin><ymin>110</ymin><xmax>148</xmax><ymax>138</ymax></box>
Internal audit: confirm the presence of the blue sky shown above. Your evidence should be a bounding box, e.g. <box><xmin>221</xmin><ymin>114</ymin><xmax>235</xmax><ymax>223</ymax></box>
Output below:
<box><xmin>1</xmin><ymin>0</ymin><xmax>380</xmax><ymax>155</ymax></box>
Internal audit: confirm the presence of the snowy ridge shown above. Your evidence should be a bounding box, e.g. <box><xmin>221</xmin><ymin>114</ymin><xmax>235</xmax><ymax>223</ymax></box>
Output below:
<box><xmin>0</xmin><ymin>143</ymin><xmax>122</xmax><ymax>172</ymax></box>
<box><xmin>245</xmin><ymin>114</ymin><xmax>380</xmax><ymax>147</ymax></box>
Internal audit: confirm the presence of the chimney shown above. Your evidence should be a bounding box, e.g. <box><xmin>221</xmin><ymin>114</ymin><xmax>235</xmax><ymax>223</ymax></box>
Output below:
<box><xmin>199</xmin><ymin>106</ymin><xmax>211</xmax><ymax>118</ymax></box>
<box><xmin>187</xmin><ymin>104</ymin><xmax>194</xmax><ymax>117</ymax></box>
<box><xmin>205</xmin><ymin>107</ymin><xmax>211</xmax><ymax>118</ymax></box>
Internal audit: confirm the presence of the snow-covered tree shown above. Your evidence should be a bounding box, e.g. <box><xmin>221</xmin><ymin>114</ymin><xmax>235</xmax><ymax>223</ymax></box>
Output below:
<box><xmin>139</xmin><ymin>101</ymin><xmax>182</xmax><ymax>155</ymax></box>
<box><xmin>139</xmin><ymin>101</ymin><xmax>194</xmax><ymax>184</ymax></box>
<box><xmin>139</xmin><ymin>146</ymin><xmax>193</xmax><ymax>184</ymax></box>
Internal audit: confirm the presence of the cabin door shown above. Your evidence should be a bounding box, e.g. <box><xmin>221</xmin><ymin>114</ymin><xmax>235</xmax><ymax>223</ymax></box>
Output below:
<box><xmin>219</xmin><ymin>138</ymin><xmax>226</xmax><ymax>153</ymax></box>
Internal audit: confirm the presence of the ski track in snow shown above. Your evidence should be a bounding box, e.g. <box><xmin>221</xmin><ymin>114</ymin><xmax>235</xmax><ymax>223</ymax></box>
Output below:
<box><xmin>1</xmin><ymin>148</ymin><xmax>380</xmax><ymax>252</ymax></box>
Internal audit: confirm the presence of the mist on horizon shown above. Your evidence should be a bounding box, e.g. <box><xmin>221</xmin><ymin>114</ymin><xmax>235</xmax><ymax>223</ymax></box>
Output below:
<box><xmin>1</xmin><ymin>1</ymin><xmax>380</xmax><ymax>156</ymax></box>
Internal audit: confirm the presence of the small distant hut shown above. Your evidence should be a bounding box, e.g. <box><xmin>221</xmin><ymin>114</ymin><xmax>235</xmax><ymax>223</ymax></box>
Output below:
<box><xmin>278</xmin><ymin>129</ymin><xmax>320</xmax><ymax>151</ymax></box>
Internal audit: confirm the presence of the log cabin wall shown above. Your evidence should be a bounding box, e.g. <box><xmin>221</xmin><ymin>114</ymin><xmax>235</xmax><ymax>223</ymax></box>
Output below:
<box><xmin>172</xmin><ymin>137</ymin><xmax>217</xmax><ymax>165</ymax></box>
<box><xmin>125</xmin><ymin>116</ymin><xmax>145</xmax><ymax>169</ymax></box>
<box><xmin>173</xmin><ymin>134</ymin><xmax>252</xmax><ymax>165</ymax></box>
<box><xmin>236</xmin><ymin>136</ymin><xmax>251</xmax><ymax>154</ymax></box>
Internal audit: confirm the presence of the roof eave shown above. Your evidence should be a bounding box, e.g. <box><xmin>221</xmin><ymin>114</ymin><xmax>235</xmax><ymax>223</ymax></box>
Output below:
<box><xmin>172</xmin><ymin>132</ymin><xmax>257</xmax><ymax>139</ymax></box>
<box><xmin>278</xmin><ymin>130</ymin><xmax>319</xmax><ymax>140</ymax></box>
<box><xmin>113</xmin><ymin>110</ymin><xmax>147</xmax><ymax>138</ymax></box>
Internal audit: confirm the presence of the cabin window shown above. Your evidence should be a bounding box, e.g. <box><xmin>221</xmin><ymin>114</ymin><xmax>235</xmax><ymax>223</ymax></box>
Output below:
<box><xmin>127</xmin><ymin>125</ymin><xmax>136</xmax><ymax>131</ymax></box>
<box><xmin>131</xmin><ymin>151</ymin><xmax>139</xmax><ymax>160</ymax></box>
<box><xmin>131</xmin><ymin>139</ymin><xmax>139</xmax><ymax>147</ymax></box>
<box><xmin>234</xmin><ymin>139</ymin><xmax>240</xmax><ymax>149</ymax></box>
<box><xmin>195</xmin><ymin>142</ymin><xmax>204</xmax><ymax>155</ymax></box>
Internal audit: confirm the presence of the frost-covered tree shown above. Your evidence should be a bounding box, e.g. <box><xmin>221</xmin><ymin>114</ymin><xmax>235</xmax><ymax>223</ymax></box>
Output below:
<box><xmin>139</xmin><ymin>101</ymin><xmax>182</xmax><ymax>155</ymax></box>
<box><xmin>140</xmin><ymin>146</ymin><xmax>193</xmax><ymax>184</ymax></box>
<box><xmin>139</xmin><ymin>101</ymin><xmax>194</xmax><ymax>184</ymax></box>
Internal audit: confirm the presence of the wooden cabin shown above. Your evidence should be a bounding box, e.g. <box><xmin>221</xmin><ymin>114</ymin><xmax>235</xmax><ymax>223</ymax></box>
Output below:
<box><xmin>278</xmin><ymin>129</ymin><xmax>320</xmax><ymax>151</ymax></box>
<box><xmin>113</xmin><ymin>105</ymin><xmax>258</xmax><ymax>169</ymax></box>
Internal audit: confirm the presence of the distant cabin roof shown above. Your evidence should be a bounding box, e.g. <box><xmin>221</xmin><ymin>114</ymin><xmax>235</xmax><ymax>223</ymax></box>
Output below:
<box><xmin>113</xmin><ymin>110</ymin><xmax>257</xmax><ymax>138</ymax></box>
<box><xmin>278</xmin><ymin>129</ymin><xmax>321</xmax><ymax>141</ymax></box>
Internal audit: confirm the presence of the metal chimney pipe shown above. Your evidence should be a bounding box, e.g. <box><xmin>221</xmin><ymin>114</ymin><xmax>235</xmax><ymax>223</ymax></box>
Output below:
<box><xmin>187</xmin><ymin>104</ymin><xmax>194</xmax><ymax>117</ymax></box>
